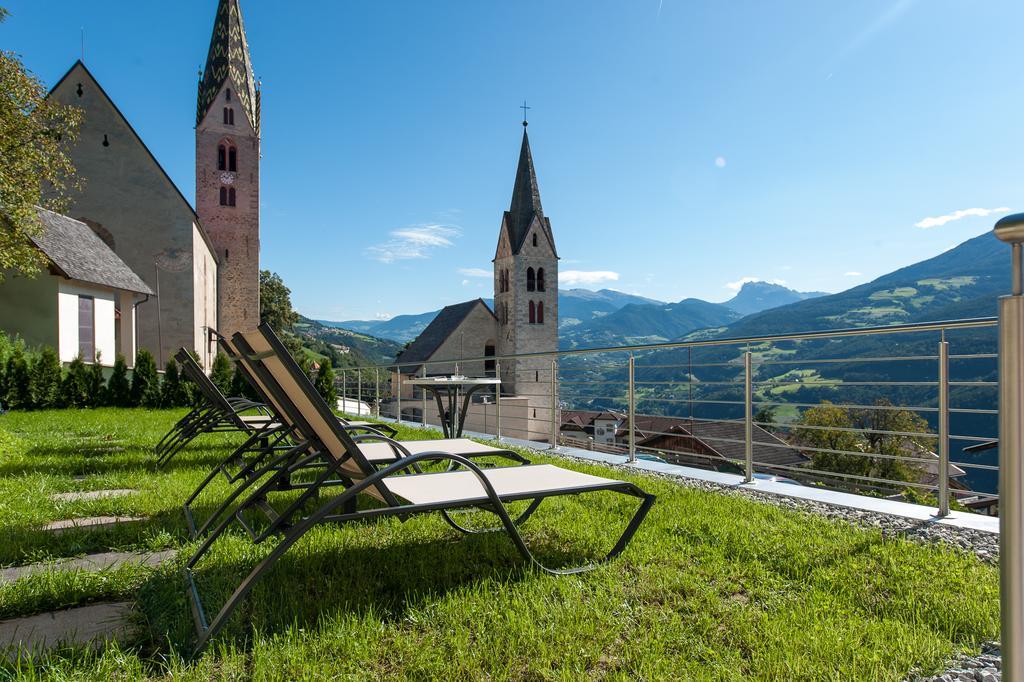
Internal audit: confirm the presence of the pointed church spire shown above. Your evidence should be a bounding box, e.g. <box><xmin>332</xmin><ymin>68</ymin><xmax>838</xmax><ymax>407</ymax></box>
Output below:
<box><xmin>197</xmin><ymin>0</ymin><xmax>259</xmax><ymax>132</ymax></box>
<box><xmin>507</xmin><ymin>124</ymin><xmax>546</xmax><ymax>253</ymax></box>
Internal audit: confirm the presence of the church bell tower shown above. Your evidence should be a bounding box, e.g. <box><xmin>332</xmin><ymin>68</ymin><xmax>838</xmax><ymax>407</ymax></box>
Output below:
<box><xmin>196</xmin><ymin>0</ymin><xmax>260</xmax><ymax>336</ymax></box>
<box><xmin>493</xmin><ymin>118</ymin><xmax>559</xmax><ymax>415</ymax></box>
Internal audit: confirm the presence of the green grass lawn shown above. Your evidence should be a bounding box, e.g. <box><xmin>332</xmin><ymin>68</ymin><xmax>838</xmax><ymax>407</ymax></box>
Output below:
<box><xmin>0</xmin><ymin>409</ymin><xmax>1000</xmax><ymax>680</ymax></box>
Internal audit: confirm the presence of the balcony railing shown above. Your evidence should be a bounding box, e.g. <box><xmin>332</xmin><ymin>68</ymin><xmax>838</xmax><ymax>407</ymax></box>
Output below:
<box><xmin>334</xmin><ymin>316</ymin><xmax>999</xmax><ymax>519</ymax></box>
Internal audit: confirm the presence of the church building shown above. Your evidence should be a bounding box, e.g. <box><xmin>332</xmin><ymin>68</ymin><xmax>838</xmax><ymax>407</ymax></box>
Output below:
<box><xmin>393</xmin><ymin>121</ymin><xmax>559</xmax><ymax>435</ymax></box>
<box><xmin>40</xmin><ymin>0</ymin><xmax>260</xmax><ymax>369</ymax></box>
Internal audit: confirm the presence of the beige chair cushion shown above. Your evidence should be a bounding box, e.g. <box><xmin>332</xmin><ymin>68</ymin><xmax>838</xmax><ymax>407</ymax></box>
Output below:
<box><xmin>357</xmin><ymin>438</ymin><xmax>508</xmax><ymax>463</ymax></box>
<box><xmin>384</xmin><ymin>464</ymin><xmax>616</xmax><ymax>506</ymax></box>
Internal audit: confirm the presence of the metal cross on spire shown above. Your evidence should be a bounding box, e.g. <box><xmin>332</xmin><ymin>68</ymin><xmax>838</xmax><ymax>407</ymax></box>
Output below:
<box><xmin>520</xmin><ymin>100</ymin><xmax>531</xmax><ymax>127</ymax></box>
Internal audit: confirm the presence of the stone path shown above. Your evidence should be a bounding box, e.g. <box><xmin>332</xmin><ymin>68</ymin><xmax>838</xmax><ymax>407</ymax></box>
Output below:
<box><xmin>0</xmin><ymin>602</ymin><xmax>137</xmax><ymax>659</ymax></box>
<box><xmin>49</xmin><ymin>489</ymin><xmax>136</xmax><ymax>503</ymax></box>
<box><xmin>41</xmin><ymin>516</ymin><xmax>147</xmax><ymax>534</ymax></box>
<box><xmin>0</xmin><ymin>550</ymin><xmax>176</xmax><ymax>583</ymax></box>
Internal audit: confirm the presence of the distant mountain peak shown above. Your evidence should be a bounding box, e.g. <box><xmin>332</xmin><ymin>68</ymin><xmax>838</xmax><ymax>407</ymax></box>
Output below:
<box><xmin>724</xmin><ymin>281</ymin><xmax>827</xmax><ymax>315</ymax></box>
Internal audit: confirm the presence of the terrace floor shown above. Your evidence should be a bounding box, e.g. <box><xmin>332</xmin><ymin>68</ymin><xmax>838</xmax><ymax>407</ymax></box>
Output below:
<box><xmin>0</xmin><ymin>408</ymin><xmax>1000</xmax><ymax>680</ymax></box>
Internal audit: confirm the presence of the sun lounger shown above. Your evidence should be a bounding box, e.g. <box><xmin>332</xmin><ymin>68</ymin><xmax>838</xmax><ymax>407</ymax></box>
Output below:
<box><xmin>153</xmin><ymin>349</ymin><xmax>279</xmax><ymax>468</ymax></box>
<box><xmin>183</xmin><ymin>332</ymin><xmax>529</xmax><ymax>539</ymax></box>
<box><xmin>183</xmin><ymin>323</ymin><xmax>655</xmax><ymax>655</ymax></box>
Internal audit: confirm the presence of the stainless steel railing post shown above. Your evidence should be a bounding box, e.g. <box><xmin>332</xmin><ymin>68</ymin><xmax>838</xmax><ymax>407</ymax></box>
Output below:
<box><xmin>937</xmin><ymin>338</ymin><xmax>950</xmax><ymax>517</ymax></box>
<box><xmin>396</xmin><ymin>370</ymin><xmax>402</xmax><ymax>426</ymax></box>
<box><xmin>374</xmin><ymin>368</ymin><xmax>380</xmax><ymax>418</ymax></box>
<box><xmin>342</xmin><ymin>371</ymin><xmax>347</xmax><ymax>411</ymax></box>
<box><xmin>420</xmin><ymin>365</ymin><xmax>427</xmax><ymax>426</ymax></box>
<box><xmin>628</xmin><ymin>354</ymin><xmax>636</xmax><ymax>463</ymax></box>
<box><xmin>357</xmin><ymin>371</ymin><xmax>362</xmax><ymax>415</ymax></box>
<box><xmin>744</xmin><ymin>350</ymin><xmax>753</xmax><ymax>483</ymax></box>
<box><xmin>996</xmin><ymin>212</ymin><xmax>1024</xmax><ymax>682</ymax></box>
<box><xmin>495</xmin><ymin>359</ymin><xmax>502</xmax><ymax>441</ymax></box>
<box><xmin>549</xmin><ymin>358</ymin><xmax>558</xmax><ymax>449</ymax></box>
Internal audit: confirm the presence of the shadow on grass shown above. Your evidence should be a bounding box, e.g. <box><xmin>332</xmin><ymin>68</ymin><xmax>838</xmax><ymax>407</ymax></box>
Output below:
<box><xmin>140</xmin><ymin>520</ymin><xmax>588</xmax><ymax>655</ymax></box>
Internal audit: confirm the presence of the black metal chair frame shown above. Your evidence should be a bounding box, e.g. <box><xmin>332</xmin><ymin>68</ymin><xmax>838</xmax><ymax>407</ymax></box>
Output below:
<box><xmin>183</xmin><ymin>324</ymin><xmax>656</xmax><ymax>657</ymax></box>
<box><xmin>154</xmin><ymin>349</ymin><xmax>277</xmax><ymax>468</ymax></box>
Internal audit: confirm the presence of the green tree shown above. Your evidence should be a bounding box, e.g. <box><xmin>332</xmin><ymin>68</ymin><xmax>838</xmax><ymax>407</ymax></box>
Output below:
<box><xmin>106</xmin><ymin>354</ymin><xmax>131</xmax><ymax>407</ymax></box>
<box><xmin>30</xmin><ymin>345</ymin><xmax>61</xmax><ymax>408</ymax></box>
<box><xmin>792</xmin><ymin>401</ymin><xmax>868</xmax><ymax>477</ymax></box>
<box><xmin>0</xmin><ymin>8</ymin><xmax>82</xmax><ymax>280</ymax></box>
<box><xmin>753</xmin><ymin>406</ymin><xmax>777</xmax><ymax>431</ymax></box>
<box><xmin>313</xmin><ymin>357</ymin><xmax>337</xmax><ymax>408</ymax></box>
<box><xmin>4</xmin><ymin>344</ymin><xmax>31</xmax><ymax>409</ymax></box>
<box><xmin>161</xmin><ymin>357</ymin><xmax>189</xmax><ymax>407</ymax></box>
<box><xmin>86</xmin><ymin>357</ymin><xmax>105</xmax><ymax>407</ymax></box>
<box><xmin>230</xmin><ymin>363</ymin><xmax>259</xmax><ymax>401</ymax></box>
<box><xmin>260</xmin><ymin>270</ymin><xmax>298</xmax><ymax>331</ymax></box>
<box><xmin>59</xmin><ymin>355</ymin><xmax>90</xmax><ymax>408</ymax></box>
<box><xmin>130</xmin><ymin>349</ymin><xmax>160</xmax><ymax>407</ymax></box>
<box><xmin>210</xmin><ymin>352</ymin><xmax>233</xmax><ymax>395</ymax></box>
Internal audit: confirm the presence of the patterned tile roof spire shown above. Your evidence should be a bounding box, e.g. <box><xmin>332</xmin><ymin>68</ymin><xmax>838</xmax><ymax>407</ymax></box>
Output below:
<box><xmin>197</xmin><ymin>0</ymin><xmax>259</xmax><ymax>132</ymax></box>
<box><xmin>506</xmin><ymin>125</ymin><xmax>553</xmax><ymax>254</ymax></box>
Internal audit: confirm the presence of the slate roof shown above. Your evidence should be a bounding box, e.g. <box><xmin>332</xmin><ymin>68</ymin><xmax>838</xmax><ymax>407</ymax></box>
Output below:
<box><xmin>30</xmin><ymin>208</ymin><xmax>153</xmax><ymax>295</ymax></box>
<box><xmin>197</xmin><ymin>0</ymin><xmax>260</xmax><ymax>132</ymax></box>
<box><xmin>559</xmin><ymin>410</ymin><xmax>808</xmax><ymax>468</ymax></box>
<box><xmin>394</xmin><ymin>299</ymin><xmax>495</xmax><ymax>372</ymax></box>
<box><xmin>505</xmin><ymin>127</ymin><xmax>557</xmax><ymax>256</ymax></box>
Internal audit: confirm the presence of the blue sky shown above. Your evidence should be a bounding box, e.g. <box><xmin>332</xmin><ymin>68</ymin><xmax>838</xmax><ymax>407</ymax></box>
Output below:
<box><xmin>4</xmin><ymin>1</ymin><xmax>1022</xmax><ymax>321</ymax></box>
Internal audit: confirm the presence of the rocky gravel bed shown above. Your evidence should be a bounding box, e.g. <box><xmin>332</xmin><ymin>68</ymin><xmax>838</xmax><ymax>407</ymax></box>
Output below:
<box><xmin>911</xmin><ymin>644</ymin><xmax>1001</xmax><ymax>682</ymax></box>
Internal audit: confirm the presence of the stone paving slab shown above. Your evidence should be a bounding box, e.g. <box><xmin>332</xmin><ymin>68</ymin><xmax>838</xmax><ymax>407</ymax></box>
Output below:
<box><xmin>0</xmin><ymin>550</ymin><xmax>176</xmax><ymax>583</ymax></box>
<box><xmin>41</xmin><ymin>516</ymin><xmax>147</xmax><ymax>535</ymax></box>
<box><xmin>0</xmin><ymin>602</ymin><xmax>136</xmax><ymax>658</ymax></box>
<box><xmin>49</xmin><ymin>489</ymin><xmax>136</xmax><ymax>503</ymax></box>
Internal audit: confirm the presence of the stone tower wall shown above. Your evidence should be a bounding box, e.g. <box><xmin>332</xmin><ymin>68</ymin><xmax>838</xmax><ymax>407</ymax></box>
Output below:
<box><xmin>195</xmin><ymin>81</ymin><xmax>260</xmax><ymax>336</ymax></box>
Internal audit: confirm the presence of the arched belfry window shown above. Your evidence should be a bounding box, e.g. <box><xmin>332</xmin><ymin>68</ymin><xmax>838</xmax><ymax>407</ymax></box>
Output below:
<box><xmin>223</xmin><ymin>107</ymin><xmax>235</xmax><ymax>125</ymax></box>
<box><xmin>537</xmin><ymin>268</ymin><xmax>545</xmax><ymax>292</ymax></box>
<box><xmin>526</xmin><ymin>267</ymin><xmax>536</xmax><ymax>292</ymax></box>
<box><xmin>537</xmin><ymin>301</ymin><xmax>544</xmax><ymax>324</ymax></box>
<box><xmin>528</xmin><ymin>300</ymin><xmax>536</xmax><ymax>324</ymax></box>
<box><xmin>533</xmin><ymin>233</ymin><xmax>538</xmax><ymax>247</ymax></box>
<box><xmin>228</xmin><ymin>146</ymin><xmax>237</xmax><ymax>172</ymax></box>
<box><xmin>217</xmin><ymin>145</ymin><xmax>226</xmax><ymax>171</ymax></box>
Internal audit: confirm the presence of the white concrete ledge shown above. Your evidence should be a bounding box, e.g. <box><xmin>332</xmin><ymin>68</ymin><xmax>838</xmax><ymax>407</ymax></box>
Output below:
<box><xmin>370</xmin><ymin>414</ymin><xmax>999</xmax><ymax>535</ymax></box>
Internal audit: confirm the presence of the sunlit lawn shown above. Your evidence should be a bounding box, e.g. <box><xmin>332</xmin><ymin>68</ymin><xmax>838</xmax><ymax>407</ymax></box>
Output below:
<box><xmin>0</xmin><ymin>408</ymin><xmax>1000</xmax><ymax>680</ymax></box>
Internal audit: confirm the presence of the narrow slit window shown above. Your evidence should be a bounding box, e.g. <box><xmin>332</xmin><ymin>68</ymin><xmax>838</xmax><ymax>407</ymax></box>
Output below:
<box><xmin>217</xmin><ymin>145</ymin><xmax>226</xmax><ymax>170</ymax></box>
<box><xmin>529</xmin><ymin>300</ymin><xmax>536</xmax><ymax>324</ymax></box>
<box><xmin>228</xmin><ymin>188</ymin><xmax>236</xmax><ymax>206</ymax></box>
<box><xmin>78</xmin><ymin>296</ymin><xmax>95</xmax><ymax>361</ymax></box>
<box><xmin>537</xmin><ymin>301</ymin><xmax>544</xmax><ymax>324</ymax></box>
<box><xmin>219</xmin><ymin>187</ymin><xmax>228</xmax><ymax>205</ymax></box>
<box><xmin>533</xmin><ymin>233</ymin><xmax>538</xmax><ymax>247</ymax></box>
<box><xmin>226</xmin><ymin>88</ymin><xmax>232</xmax><ymax>101</ymax></box>
<box><xmin>537</xmin><ymin>268</ymin><xmax>545</xmax><ymax>292</ymax></box>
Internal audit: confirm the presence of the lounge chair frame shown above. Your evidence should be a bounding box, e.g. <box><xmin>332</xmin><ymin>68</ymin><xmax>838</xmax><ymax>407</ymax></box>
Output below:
<box><xmin>183</xmin><ymin>324</ymin><xmax>655</xmax><ymax>656</ymax></box>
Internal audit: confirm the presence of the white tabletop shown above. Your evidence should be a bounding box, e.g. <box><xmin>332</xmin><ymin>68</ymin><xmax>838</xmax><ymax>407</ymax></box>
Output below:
<box><xmin>404</xmin><ymin>376</ymin><xmax>501</xmax><ymax>387</ymax></box>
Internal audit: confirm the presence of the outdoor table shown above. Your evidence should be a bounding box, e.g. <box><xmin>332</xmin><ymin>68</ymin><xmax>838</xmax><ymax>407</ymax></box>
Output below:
<box><xmin>404</xmin><ymin>376</ymin><xmax>501</xmax><ymax>438</ymax></box>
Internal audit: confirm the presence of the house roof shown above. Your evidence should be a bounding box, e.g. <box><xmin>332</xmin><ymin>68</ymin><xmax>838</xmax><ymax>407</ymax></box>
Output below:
<box><xmin>45</xmin><ymin>61</ymin><xmax>219</xmax><ymax>260</ymax></box>
<box><xmin>505</xmin><ymin>127</ymin><xmax>557</xmax><ymax>256</ymax></box>
<box><xmin>197</xmin><ymin>0</ymin><xmax>260</xmax><ymax>132</ymax></box>
<box><xmin>30</xmin><ymin>208</ymin><xmax>154</xmax><ymax>295</ymax></box>
<box><xmin>394</xmin><ymin>299</ymin><xmax>495</xmax><ymax>372</ymax></box>
<box><xmin>559</xmin><ymin>410</ymin><xmax>808</xmax><ymax>469</ymax></box>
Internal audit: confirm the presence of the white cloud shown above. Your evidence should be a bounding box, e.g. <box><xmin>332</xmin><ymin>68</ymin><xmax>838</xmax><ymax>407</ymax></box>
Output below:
<box><xmin>844</xmin><ymin>271</ymin><xmax>862</xmax><ymax>277</ymax></box>
<box><xmin>374</xmin><ymin>312</ymin><xmax>392</xmax><ymax>321</ymax></box>
<box><xmin>365</xmin><ymin>224</ymin><xmax>460</xmax><ymax>263</ymax></box>
<box><xmin>914</xmin><ymin>207</ymin><xmax>1010</xmax><ymax>229</ymax></box>
<box><xmin>461</xmin><ymin>279</ymin><xmax>470</xmax><ymax>286</ymax></box>
<box><xmin>559</xmin><ymin>270</ymin><xmax>620</xmax><ymax>287</ymax></box>
<box><xmin>715</xmin><ymin>156</ymin><xmax>726</xmax><ymax>168</ymax></box>
<box><xmin>458</xmin><ymin>267</ymin><xmax>491</xmax><ymax>278</ymax></box>
<box><xmin>725</xmin><ymin>277</ymin><xmax>786</xmax><ymax>292</ymax></box>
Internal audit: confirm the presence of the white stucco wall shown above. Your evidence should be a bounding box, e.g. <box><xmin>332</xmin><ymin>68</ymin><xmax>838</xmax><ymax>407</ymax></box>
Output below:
<box><xmin>57</xmin><ymin>281</ymin><xmax>118</xmax><ymax>365</ymax></box>
<box><xmin>192</xmin><ymin>222</ymin><xmax>219</xmax><ymax>369</ymax></box>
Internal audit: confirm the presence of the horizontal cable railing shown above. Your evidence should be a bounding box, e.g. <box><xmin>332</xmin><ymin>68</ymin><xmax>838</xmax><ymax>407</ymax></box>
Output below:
<box><xmin>332</xmin><ymin>316</ymin><xmax>999</xmax><ymax>519</ymax></box>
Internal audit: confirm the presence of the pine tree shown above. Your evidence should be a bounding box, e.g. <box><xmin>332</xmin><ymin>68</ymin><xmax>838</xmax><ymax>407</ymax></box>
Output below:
<box><xmin>161</xmin><ymin>358</ymin><xmax>186</xmax><ymax>407</ymax></box>
<box><xmin>210</xmin><ymin>352</ymin><xmax>233</xmax><ymax>395</ymax></box>
<box><xmin>106</xmin><ymin>355</ymin><xmax>131</xmax><ymax>407</ymax></box>
<box><xmin>230</xmin><ymin>363</ymin><xmax>259</xmax><ymax>401</ymax></box>
<box><xmin>86</xmin><ymin>355</ymin><xmax>105</xmax><ymax>407</ymax></box>
<box><xmin>313</xmin><ymin>357</ymin><xmax>337</xmax><ymax>409</ymax></box>
<box><xmin>4</xmin><ymin>345</ymin><xmax>32</xmax><ymax>410</ymax></box>
<box><xmin>59</xmin><ymin>355</ymin><xmax>90</xmax><ymax>408</ymax></box>
<box><xmin>30</xmin><ymin>346</ymin><xmax>62</xmax><ymax>408</ymax></box>
<box><xmin>130</xmin><ymin>349</ymin><xmax>161</xmax><ymax>407</ymax></box>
